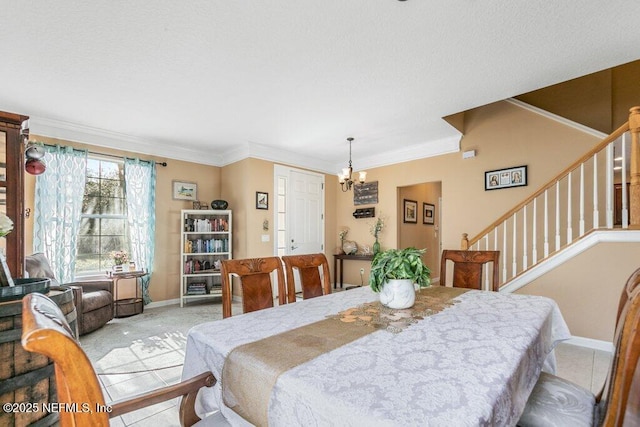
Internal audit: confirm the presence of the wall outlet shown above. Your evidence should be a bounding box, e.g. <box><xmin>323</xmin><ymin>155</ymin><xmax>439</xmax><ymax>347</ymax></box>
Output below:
<box><xmin>360</xmin><ymin>268</ymin><xmax>365</xmax><ymax>275</ymax></box>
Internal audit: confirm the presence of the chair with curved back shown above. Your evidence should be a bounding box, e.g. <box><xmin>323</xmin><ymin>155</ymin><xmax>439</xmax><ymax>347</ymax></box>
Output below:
<box><xmin>518</xmin><ymin>284</ymin><xmax>640</xmax><ymax>426</ymax></box>
<box><xmin>439</xmin><ymin>250</ymin><xmax>500</xmax><ymax>292</ymax></box>
<box><xmin>20</xmin><ymin>292</ymin><xmax>225</xmax><ymax>427</ymax></box>
<box><xmin>616</xmin><ymin>266</ymin><xmax>640</xmax><ymax>327</ymax></box>
<box><xmin>221</xmin><ymin>257</ymin><xmax>287</xmax><ymax>318</ymax></box>
<box><xmin>281</xmin><ymin>253</ymin><xmax>331</xmax><ymax>302</ymax></box>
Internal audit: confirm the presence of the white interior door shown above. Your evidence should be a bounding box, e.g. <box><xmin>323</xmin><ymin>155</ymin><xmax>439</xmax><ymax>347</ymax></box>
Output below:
<box><xmin>289</xmin><ymin>170</ymin><xmax>324</xmax><ymax>255</ymax></box>
<box><xmin>274</xmin><ymin>165</ymin><xmax>325</xmax><ymax>293</ymax></box>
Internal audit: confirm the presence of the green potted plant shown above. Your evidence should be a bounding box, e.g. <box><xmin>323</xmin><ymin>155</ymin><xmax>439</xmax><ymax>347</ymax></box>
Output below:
<box><xmin>369</xmin><ymin>247</ymin><xmax>431</xmax><ymax>309</ymax></box>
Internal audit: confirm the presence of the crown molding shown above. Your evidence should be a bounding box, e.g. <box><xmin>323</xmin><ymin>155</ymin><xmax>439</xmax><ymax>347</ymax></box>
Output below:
<box><xmin>219</xmin><ymin>141</ymin><xmax>337</xmax><ymax>173</ymax></box>
<box><xmin>506</xmin><ymin>98</ymin><xmax>608</xmax><ymax>139</ymax></box>
<box><xmin>29</xmin><ymin>116</ymin><xmax>224</xmax><ymax>166</ymax></box>
<box><xmin>29</xmin><ymin>115</ymin><xmax>462</xmax><ymax>172</ymax></box>
<box><xmin>350</xmin><ymin>134</ymin><xmax>461</xmax><ymax>171</ymax></box>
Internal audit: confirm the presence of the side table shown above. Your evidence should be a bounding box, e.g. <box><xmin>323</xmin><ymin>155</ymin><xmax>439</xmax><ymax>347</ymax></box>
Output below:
<box><xmin>333</xmin><ymin>254</ymin><xmax>374</xmax><ymax>289</ymax></box>
<box><xmin>109</xmin><ymin>270</ymin><xmax>147</xmax><ymax>318</ymax></box>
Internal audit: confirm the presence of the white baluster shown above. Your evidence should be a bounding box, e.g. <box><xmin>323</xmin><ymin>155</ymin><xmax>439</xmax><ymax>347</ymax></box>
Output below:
<box><xmin>606</xmin><ymin>142</ymin><xmax>614</xmax><ymax>228</ymax></box>
<box><xmin>622</xmin><ymin>132</ymin><xmax>629</xmax><ymax>229</ymax></box>
<box><xmin>567</xmin><ymin>171</ymin><xmax>573</xmax><ymax>243</ymax></box>
<box><xmin>555</xmin><ymin>181</ymin><xmax>561</xmax><ymax>251</ymax></box>
<box><xmin>512</xmin><ymin>212</ymin><xmax>517</xmax><ymax>278</ymax></box>
<box><xmin>484</xmin><ymin>235</ymin><xmax>489</xmax><ymax>287</ymax></box>
<box><xmin>503</xmin><ymin>221</ymin><xmax>508</xmax><ymax>283</ymax></box>
<box><xmin>532</xmin><ymin>197</ymin><xmax>538</xmax><ymax>265</ymax></box>
<box><xmin>544</xmin><ymin>190</ymin><xmax>549</xmax><ymax>257</ymax></box>
<box><xmin>494</xmin><ymin>226</ymin><xmax>498</xmax><ymax>254</ymax></box>
<box><xmin>523</xmin><ymin>205</ymin><xmax>528</xmax><ymax>270</ymax></box>
<box><xmin>593</xmin><ymin>153</ymin><xmax>599</xmax><ymax>229</ymax></box>
<box><xmin>579</xmin><ymin>163</ymin><xmax>585</xmax><ymax>236</ymax></box>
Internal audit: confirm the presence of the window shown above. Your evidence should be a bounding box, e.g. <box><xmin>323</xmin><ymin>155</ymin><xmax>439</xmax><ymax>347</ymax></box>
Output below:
<box><xmin>75</xmin><ymin>156</ymin><xmax>128</xmax><ymax>273</ymax></box>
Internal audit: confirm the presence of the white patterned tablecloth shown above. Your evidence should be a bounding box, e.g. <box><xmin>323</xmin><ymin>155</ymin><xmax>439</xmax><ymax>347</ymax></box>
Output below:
<box><xmin>182</xmin><ymin>286</ymin><xmax>570</xmax><ymax>427</ymax></box>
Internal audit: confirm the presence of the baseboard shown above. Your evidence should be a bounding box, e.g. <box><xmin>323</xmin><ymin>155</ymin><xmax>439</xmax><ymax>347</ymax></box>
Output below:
<box><xmin>146</xmin><ymin>298</ymin><xmax>180</xmax><ymax>309</ymax></box>
<box><xmin>566</xmin><ymin>336</ymin><xmax>614</xmax><ymax>353</ymax></box>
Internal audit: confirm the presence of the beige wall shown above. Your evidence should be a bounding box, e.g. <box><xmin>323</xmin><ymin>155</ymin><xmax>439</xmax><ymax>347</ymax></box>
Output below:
<box><xmin>516</xmin><ymin>243</ymin><xmax>640</xmax><ymax>342</ymax></box>
<box><xmin>24</xmin><ymin>136</ymin><xmax>222</xmax><ymax>303</ymax></box>
<box><xmin>398</xmin><ymin>182</ymin><xmax>441</xmax><ymax>279</ymax></box>
<box><xmin>23</xmin><ymin>100</ymin><xmax>635</xmax><ymax>341</ymax></box>
<box><xmin>516</xmin><ymin>59</ymin><xmax>640</xmax><ymax>133</ymax></box>
<box><xmin>332</xmin><ymin>100</ymin><xmax>601</xmax><ymax>286</ymax></box>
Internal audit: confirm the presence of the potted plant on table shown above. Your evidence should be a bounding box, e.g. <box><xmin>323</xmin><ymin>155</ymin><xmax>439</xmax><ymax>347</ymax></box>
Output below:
<box><xmin>369</xmin><ymin>247</ymin><xmax>431</xmax><ymax>309</ymax></box>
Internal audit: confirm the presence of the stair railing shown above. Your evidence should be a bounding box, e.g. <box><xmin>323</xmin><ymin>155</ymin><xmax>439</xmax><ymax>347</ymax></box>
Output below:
<box><xmin>462</xmin><ymin>106</ymin><xmax>640</xmax><ymax>288</ymax></box>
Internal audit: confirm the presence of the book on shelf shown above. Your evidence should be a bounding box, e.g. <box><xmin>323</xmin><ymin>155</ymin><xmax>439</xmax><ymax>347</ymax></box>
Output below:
<box><xmin>187</xmin><ymin>282</ymin><xmax>207</xmax><ymax>295</ymax></box>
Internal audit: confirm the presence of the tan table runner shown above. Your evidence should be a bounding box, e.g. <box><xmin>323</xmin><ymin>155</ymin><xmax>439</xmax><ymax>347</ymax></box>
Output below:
<box><xmin>222</xmin><ymin>286</ymin><xmax>467</xmax><ymax>426</ymax></box>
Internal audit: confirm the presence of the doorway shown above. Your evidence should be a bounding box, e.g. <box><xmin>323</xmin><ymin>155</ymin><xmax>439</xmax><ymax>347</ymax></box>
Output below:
<box><xmin>273</xmin><ymin>165</ymin><xmax>325</xmax><ymax>257</ymax></box>
<box><xmin>397</xmin><ymin>182</ymin><xmax>442</xmax><ymax>281</ymax></box>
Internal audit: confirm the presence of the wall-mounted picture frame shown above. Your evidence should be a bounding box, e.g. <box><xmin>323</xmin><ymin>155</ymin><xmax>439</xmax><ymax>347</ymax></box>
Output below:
<box><xmin>403</xmin><ymin>199</ymin><xmax>417</xmax><ymax>223</ymax></box>
<box><xmin>172</xmin><ymin>180</ymin><xmax>197</xmax><ymax>201</ymax></box>
<box><xmin>485</xmin><ymin>165</ymin><xmax>527</xmax><ymax>191</ymax></box>
<box><xmin>423</xmin><ymin>203</ymin><xmax>435</xmax><ymax>225</ymax></box>
<box><xmin>256</xmin><ymin>191</ymin><xmax>268</xmax><ymax>210</ymax></box>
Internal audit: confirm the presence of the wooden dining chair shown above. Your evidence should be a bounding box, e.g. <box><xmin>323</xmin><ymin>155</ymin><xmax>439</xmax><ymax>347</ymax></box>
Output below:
<box><xmin>281</xmin><ymin>253</ymin><xmax>331</xmax><ymax>302</ymax></box>
<box><xmin>616</xmin><ymin>266</ymin><xmax>640</xmax><ymax>327</ymax></box>
<box><xmin>439</xmin><ymin>250</ymin><xmax>500</xmax><ymax>292</ymax></box>
<box><xmin>221</xmin><ymin>257</ymin><xmax>287</xmax><ymax>318</ymax></box>
<box><xmin>20</xmin><ymin>292</ymin><xmax>223</xmax><ymax>427</ymax></box>
<box><xmin>518</xmin><ymin>286</ymin><xmax>640</xmax><ymax>427</ymax></box>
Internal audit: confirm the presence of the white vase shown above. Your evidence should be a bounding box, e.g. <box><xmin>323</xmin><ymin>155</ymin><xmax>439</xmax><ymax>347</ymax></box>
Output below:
<box><xmin>379</xmin><ymin>279</ymin><xmax>416</xmax><ymax>309</ymax></box>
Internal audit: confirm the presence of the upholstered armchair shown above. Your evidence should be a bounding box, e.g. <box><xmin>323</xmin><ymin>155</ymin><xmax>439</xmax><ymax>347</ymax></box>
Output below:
<box><xmin>25</xmin><ymin>253</ymin><xmax>114</xmax><ymax>336</ymax></box>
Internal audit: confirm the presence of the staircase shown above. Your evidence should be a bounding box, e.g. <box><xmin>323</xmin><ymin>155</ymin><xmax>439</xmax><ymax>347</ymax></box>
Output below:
<box><xmin>462</xmin><ymin>107</ymin><xmax>640</xmax><ymax>291</ymax></box>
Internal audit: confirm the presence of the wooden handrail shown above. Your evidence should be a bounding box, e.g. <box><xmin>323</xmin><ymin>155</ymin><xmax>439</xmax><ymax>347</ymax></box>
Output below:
<box><xmin>467</xmin><ymin>119</ymin><xmax>631</xmax><ymax>248</ymax></box>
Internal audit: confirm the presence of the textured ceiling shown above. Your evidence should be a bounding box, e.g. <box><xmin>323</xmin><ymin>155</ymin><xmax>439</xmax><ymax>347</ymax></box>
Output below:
<box><xmin>1</xmin><ymin>1</ymin><xmax>639</xmax><ymax>173</ymax></box>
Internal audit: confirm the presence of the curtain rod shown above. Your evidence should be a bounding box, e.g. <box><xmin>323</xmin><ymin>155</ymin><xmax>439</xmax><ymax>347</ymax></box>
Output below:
<box><xmin>39</xmin><ymin>142</ymin><xmax>168</xmax><ymax>167</ymax></box>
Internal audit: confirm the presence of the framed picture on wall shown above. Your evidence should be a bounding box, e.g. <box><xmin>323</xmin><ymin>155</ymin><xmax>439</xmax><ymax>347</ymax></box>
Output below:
<box><xmin>256</xmin><ymin>191</ymin><xmax>269</xmax><ymax>210</ymax></box>
<box><xmin>485</xmin><ymin>165</ymin><xmax>527</xmax><ymax>190</ymax></box>
<box><xmin>403</xmin><ymin>199</ymin><xmax>417</xmax><ymax>223</ymax></box>
<box><xmin>172</xmin><ymin>180</ymin><xmax>197</xmax><ymax>201</ymax></box>
<box><xmin>423</xmin><ymin>203</ymin><xmax>435</xmax><ymax>225</ymax></box>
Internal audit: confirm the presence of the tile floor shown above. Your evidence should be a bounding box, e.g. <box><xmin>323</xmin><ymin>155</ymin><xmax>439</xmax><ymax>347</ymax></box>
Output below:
<box><xmin>80</xmin><ymin>299</ymin><xmax>612</xmax><ymax>426</ymax></box>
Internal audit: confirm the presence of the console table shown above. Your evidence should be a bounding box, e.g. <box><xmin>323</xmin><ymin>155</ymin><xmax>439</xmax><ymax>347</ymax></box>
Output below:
<box><xmin>109</xmin><ymin>270</ymin><xmax>147</xmax><ymax>318</ymax></box>
<box><xmin>333</xmin><ymin>253</ymin><xmax>374</xmax><ymax>289</ymax></box>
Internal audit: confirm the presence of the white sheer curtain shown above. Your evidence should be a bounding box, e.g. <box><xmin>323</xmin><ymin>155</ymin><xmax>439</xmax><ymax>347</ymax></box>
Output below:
<box><xmin>124</xmin><ymin>158</ymin><xmax>156</xmax><ymax>304</ymax></box>
<box><xmin>33</xmin><ymin>145</ymin><xmax>87</xmax><ymax>282</ymax></box>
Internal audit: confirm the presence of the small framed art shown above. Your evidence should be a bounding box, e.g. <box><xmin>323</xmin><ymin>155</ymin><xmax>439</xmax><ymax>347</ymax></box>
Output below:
<box><xmin>172</xmin><ymin>180</ymin><xmax>198</xmax><ymax>201</ymax></box>
<box><xmin>485</xmin><ymin>165</ymin><xmax>527</xmax><ymax>191</ymax></box>
<box><xmin>423</xmin><ymin>203</ymin><xmax>435</xmax><ymax>225</ymax></box>
<box><xmin>256</xmin><ymin>191</ymin><xmax>268</xmax><ymax>210</ymax></box>
<box><xmin>403</xmin><ymin>199</ymin><xmax>418</xmax><ymax>223</ymax></box>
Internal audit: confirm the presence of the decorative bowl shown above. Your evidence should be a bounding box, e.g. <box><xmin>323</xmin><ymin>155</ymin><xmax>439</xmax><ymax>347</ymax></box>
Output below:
<box><xmin>342</xmin><ymin>240</ymin><xmax>358</xmax><ymax>255</ymax></box>
<box><xmin>211</xmin><ymin>200</ymin><xmax>228</xmax><ymax>210</ymax></box>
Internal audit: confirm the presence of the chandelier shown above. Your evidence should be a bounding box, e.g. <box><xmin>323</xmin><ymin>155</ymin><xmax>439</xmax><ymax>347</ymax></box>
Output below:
<box><xmin>338</xmin><ymin>137</ymin><xmax>367</xmax><ymax>192</ymax></box>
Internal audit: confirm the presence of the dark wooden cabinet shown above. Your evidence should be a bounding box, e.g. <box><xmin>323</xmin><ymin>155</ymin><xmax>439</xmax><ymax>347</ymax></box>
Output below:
<box><xmin>0</xmin><ymin>111</ymin><xmax>29</xmax><ymax>278</ymax></box>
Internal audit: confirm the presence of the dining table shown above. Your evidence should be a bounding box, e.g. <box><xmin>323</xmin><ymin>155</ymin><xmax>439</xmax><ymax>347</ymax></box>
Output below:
<box><xmin>182</xmin><ymin>285</ymin><xmax>571</xmax><ymax>426</ymax></box>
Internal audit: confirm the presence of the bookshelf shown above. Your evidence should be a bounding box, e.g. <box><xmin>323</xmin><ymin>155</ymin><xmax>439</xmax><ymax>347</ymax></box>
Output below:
<box><xmin>180</xmin><ymin>209</ymin><xmax>232</xmax><ymax>307</ymax></box>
